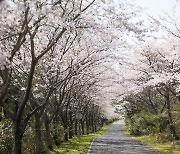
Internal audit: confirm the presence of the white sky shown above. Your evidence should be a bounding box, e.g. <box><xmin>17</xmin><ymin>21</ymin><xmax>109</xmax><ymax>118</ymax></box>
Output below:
<box><xmin>134</xmin><ymin>0</ymin><xmax>179</xmax><ymax>16</ymax></box>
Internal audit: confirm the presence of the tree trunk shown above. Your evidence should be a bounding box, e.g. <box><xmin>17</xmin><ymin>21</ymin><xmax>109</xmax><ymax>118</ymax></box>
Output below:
<box><xmin>53</xmin><ymin>120</ymin><xmax>61</xmax><ymax>146</ymax></box>
<box><xmin>86</xmin><ymin>118</ymin><xmax>89</xmax><ymax>135</ymax></box>
<box><xmin>166</xmin><ymin>89</ymin><xmax>179</xmax><ymax>140</ymax></box>
<box><xmin>69</xmin><ymin>111</ymin><xmax>73</xmax><ymax>139</ymax></box>
<box><xmin>81</xmin><ymin>120</ymin><xmax>85</xmax><ymax>135</ymax></box>
<box><xmin>14</xmin><ymin>136</ymin><xmax>22</xmax><ymax>154</ymax></box>
<box><xmin>91</xmin><ymin>116</ymin><xmax>95</xmax><ymax>133</ymax></box>
<box><xmin>78</xmin><ymin>120</ymin><xmax>81</xmax><ymax>136</ymax></box>
<box><xmin>75</xmin><ymin>119</ymin><xmax>78</xmax><ymax>135</ymax></box>
<box><xmin>44</xmin><ymin>115</ymin><xmax>53</xmax><ymax>150</ymax></box>
<box><xmin>35</xmin><ymin>114</ymin><xmax>42</xmax><ymax>154</ymax></box>
<box><xmin>64</xmin><ymin>117</ymin><xmax>69</xmax><ymax>142</ymax></box>
<box><xmin>94</xmin><ymin>124</ymin><xmax>97</xmax><ymax>132</ymax></box>
<box><xmin>167</xmin><ymin>103</ymin><xmax>179</xmax><ymax>140</ymax></box>
<box><xmin>64</xmin><ymin>130</ymin><xmax>69</xmax><ymax>141</ymax></box>
<box><xmin>63</xmin><ymin>113</ymin><xmax>69</xmax><ymax>141</ymax></box>
<box><xmin>14</xmin><ymin>122</ymin><xmax>22</xmax><ymax>154</ymax></box>
<box><xmin>69</xmin><ymin>125</ymin><xmax>73</xmax><ymax>139</ymax></box>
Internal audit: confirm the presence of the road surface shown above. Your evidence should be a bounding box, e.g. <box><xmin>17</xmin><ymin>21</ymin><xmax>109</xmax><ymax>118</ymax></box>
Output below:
<box><xmin>88</xmin><ymin>120</ymin><xmax>159</xmax><ymax>154</ymax></box>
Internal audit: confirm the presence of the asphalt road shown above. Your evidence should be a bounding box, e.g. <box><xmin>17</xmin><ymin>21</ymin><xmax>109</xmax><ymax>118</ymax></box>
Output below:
<box><xmin>87</xmin><ymin>120</ymin><xmax>159</xmax><ymax>154</ymax></box>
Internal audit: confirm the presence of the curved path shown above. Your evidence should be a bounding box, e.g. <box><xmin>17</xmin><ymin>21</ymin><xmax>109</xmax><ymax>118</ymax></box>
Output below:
<box><xmin>87</xmin><ymin>120</ymin><xmax>159</xmax><ymax>154</ymax></box>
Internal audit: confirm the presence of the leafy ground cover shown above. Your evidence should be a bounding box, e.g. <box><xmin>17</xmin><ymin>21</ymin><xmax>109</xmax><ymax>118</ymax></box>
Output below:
<box><xmin>122</xmin><ymin>125</ymin><xmax>180</xmax><ymax>154</ymax></box>
<box><xmin>45</xmin><ymin>125</ymin><xmax>109</xmax><ymax>154</ymax></box>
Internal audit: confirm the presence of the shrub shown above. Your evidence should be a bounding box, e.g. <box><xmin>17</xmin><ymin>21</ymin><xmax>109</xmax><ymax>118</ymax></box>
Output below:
<box><xmin>125</xmin><ymin>112</ymin><xmax>169</xmax><ymax>136</ymax></box>
<box><xmin>0</xmin><ymin>119</ymin><xmax>14</xmax><ymax>154</ymax></box>
<box><xmin>22</xmin><ymin>125</ymin><xmax>35</xmax><ymax>154</ymax></box>
<box><xmin>105</xmin><ymin>116</ymin><xmax>118</xmax><ymax>125</ymax></box>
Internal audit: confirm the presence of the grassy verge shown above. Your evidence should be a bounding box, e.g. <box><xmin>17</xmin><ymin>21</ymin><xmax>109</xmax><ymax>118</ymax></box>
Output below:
<box><xmin>122</xmin><ymin>125</ymin><xmax>180</xmax><ymax>154</ymax></box>
<box><xmin>45</xmin><ymin>125</ymin><xmax>109</xmax><ymax>154</ymax></box>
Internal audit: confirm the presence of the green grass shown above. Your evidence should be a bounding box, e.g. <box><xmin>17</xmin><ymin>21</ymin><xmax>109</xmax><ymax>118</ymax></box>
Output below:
<box><xmin>46</xmin><ymin>125</ymin><xmax>109</xmax><ymax>154</ymax></box>
<box><xmin>122</xmin><ymin>125</ymin><xmax>180</xmax><ymax>154</ymax></box>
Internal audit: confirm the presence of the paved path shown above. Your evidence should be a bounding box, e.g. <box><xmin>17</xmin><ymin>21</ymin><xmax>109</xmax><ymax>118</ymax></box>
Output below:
<box><xmin>88</xmin><ymin>120</ymin><xmax>159</xmax><ymax>154</ymax></box>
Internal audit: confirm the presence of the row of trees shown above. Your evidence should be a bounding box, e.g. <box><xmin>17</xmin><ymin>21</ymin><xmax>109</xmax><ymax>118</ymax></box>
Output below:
<box><xmin>0</xmin><ymin>0</ymin><xmax>144</xmax><ymax>153</ymax></box>
<box><xmin>0</xmin><ymin>0</ymin><xmax>109</xmax><ymax>153</ymax></box>
<box><xmin>116</xmin><ymin>10</ymin><xmax>180</xmax><ymax>141</ymax></box>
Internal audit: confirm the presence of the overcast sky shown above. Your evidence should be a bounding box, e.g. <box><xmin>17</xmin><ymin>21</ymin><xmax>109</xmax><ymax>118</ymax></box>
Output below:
<box><xmin>134</xmin><ymin>0</ymin><xmax>179</xmax><ymax>16</ymax></box>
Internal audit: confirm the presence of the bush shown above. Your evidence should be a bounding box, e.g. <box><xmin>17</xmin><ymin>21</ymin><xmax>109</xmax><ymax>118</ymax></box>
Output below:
<box><xmin>22</xmin><ymin>125</ymin><xmax>35</xmax><ymax>154</ymax></box>
<box><xmin>0</xmin><ymin>119</ymin><xmax>14</xmax><ymax>154</ymax></box>
<box><xmin>105</xmin><ymin>116</ymin><xmax>118</xmax><ymax>125</ymax></box>
<box><xmin>128</xmin><ymin>123</ymin><xmax>142</xmax><ymax>135</ymax></box>
<box><xmin>125</xmin><ymin>112</ymin><xmax>169</xmax><ymax>136</ymax></box>
<box><xmin>156</xmin><ymin>131</ymin><xmax>174</xmax><ymax>143</ymax></box>
<box><xmin>172</xmin><ymin>103</ymin><xmax>180</xmax><ymax>139</ymax></box>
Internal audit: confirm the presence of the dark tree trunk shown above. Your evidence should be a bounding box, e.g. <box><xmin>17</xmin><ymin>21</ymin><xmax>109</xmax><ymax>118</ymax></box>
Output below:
<box><xmin>53</xmin><ymin>130</ymin><xmax>61</xmax><ymax>146</ymax></box>
<box><xmin>94</xmin><ymin>124</ymin><xmax>97</xmax><ymax>132</ymax></box>
<box><xmin>86</xmin><ymin>118</ymin><xmax>89</xmax><ymax>135</ymax></box>
<box><xmin>69</xmin><ymin>125</ymin><xmax>73</xmax><ymax>139</ymax></box>
<box><xmin>78</xmin><ymin>120</ymin><xmax>81</xmax><ymax>136</ymax></box>
<box><xmin>53</xmin><ymin>120</ymin><xmax>61</xmax><ymax>146</ymax></box>
<box><xmin>91</xmin><ymin>116</ymin><xmax>95</xmax><ymax>133</ymax></box>
<box><xmin>14</xmin><ymin>133</ymin><xmax>22</xmax><ymax>154</ymax></box>
<box><xmin>63</xmin><ymin>110</ymin><xmax>69</xmax><ymax>141</ymax></box>
<box><xmin>35</xmin><ymin>114</ymin><xmax>42</xmax><ymax>154</ymax></box>
<box><xmin>166</xmin><ymin>103</ymin><xmax>178</xmax><ymax>140</ymax></box>
<box><xmin>13</xmin><ymin>61</ymin><xmax>37</xmax><ymax>154</ymax></box>
<box><xmin>14</xmin><ymin>122</ymin><xmax>22</xmax><ymax>154</ymax></box>
<box><xmin>69</xmin><ymin>111</ymin><xmax>73</xmax><ymax>139</ymax></box>
<box><xmin>64</xmin><ymin>130</ymin><xmax>69</xmax><ymax>141</ymax></box>
<box><xmin>75</xmin><ymin>119</ymin><xmax>78</xmax><ymax>135</ymax></box>
<box><xmin>81</xmin><ymin>120</ymin><xmax>85</xmax><ymax>135</ymax></box>
<box><xmin>44</xmin><ymin>115</ymin><xmax>53</xmax><ymax>150</ymax></box>
<box><xmin>166</xmin><ymin>89</ymin><xmax>179</xmax><ymax>140</ymax></box>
